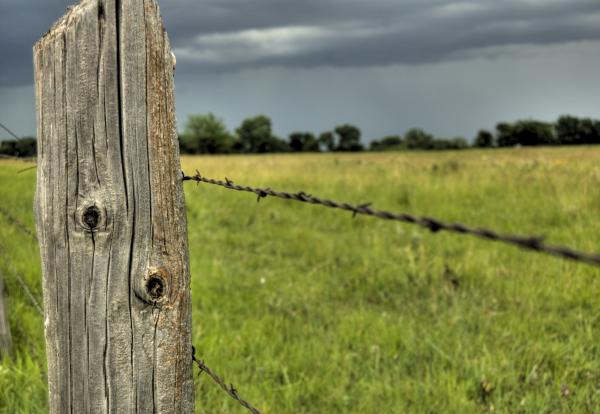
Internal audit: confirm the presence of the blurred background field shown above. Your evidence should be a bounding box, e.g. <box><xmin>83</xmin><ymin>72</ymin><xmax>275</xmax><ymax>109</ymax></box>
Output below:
<box><xmin>1</xmin><ymin>147</ymin><xmax>600</xmax><ymax>413</ymax></box>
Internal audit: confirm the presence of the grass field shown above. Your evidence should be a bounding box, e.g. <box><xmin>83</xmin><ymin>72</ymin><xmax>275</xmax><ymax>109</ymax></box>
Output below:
<box><xmin>1</xmin><ymin>147</ymin><xmax>600</xmax><ymax>413</ymax></box>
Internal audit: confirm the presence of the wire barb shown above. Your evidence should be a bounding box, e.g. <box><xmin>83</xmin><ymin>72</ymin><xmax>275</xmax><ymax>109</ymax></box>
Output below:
<box><xmin>183</xmin><ymin>171</ymin><xmax>600</xmax><ymax>269</ymax></box>
<box><xmin>192</xmin><ymin>346</ymin><xmax>262</xmax><ymax>414</ymax></box>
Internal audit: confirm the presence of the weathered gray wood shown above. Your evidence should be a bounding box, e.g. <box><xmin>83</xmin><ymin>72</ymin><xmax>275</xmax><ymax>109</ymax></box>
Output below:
<box><xmin>33</xmin><ymin>0</ymin><xmax>194</xmax><ymax>412</ymax></box>
<box><xmin>0</xmin><ymin>274</ymin><xmax>12</xmax><ymax>355</ymax></box>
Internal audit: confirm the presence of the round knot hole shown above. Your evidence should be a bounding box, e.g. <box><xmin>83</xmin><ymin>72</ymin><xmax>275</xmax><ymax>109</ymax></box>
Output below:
<box><xmin>83</xmin><ymin>206</ymin><xmax>101</xmax><ymax>230</ymax></box>
<box><xmin>146</xmin><ymin>275</ymin><xmax>165</xmax><ymax>300</ymax></box>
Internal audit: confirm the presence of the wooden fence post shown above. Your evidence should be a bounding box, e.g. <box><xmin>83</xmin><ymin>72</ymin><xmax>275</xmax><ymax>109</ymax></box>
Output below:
<box><xmin>33</xmin><ymin>0</ymin><xmax>194</xmax><ymax>412</ymax></box>
<box><xmin>0</xmin><ymin>273</ymin><xmax>11</xmax><ymax>355</ymax></box>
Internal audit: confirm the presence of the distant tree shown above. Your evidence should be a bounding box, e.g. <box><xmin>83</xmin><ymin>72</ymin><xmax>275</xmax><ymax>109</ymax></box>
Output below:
<box><xmin>515</xmin><ymin>120</ymin><xmax>556</xmax><ymax>146</ymax></box>
<box><xmin>235</xmin><ymin>115</ymin><xmax>271</xmax><ymax>153</ymax></box>
<box><xmin>370</xmin><ymin>135</ymin><xmax>403</xmax><ymax>151</ymax></box>
<box><xmin>556</xmin><ymin>115</ymin><xmax>583</xmax><ymax>145</ymax></box>
<box><xmin>496</xmin><ymin>122</ymin><xmax>519</xmax><ymax>147</ymax></box>
<box><xmin>556</xmin><ymin>115</ymin><xmax>600</xmax><ymax>145</ymax></box>
<box><xmin>269</xmin><ymin>135</ymin><xmax>291</xmax><ymax>153</ymax></box>
<box><xmin>0</xmin><ymin>138</ymin><xmax>36</xmax><ymax>157</ymax></box>
<box><xmin>594</xmin><ymin>120</ymin><xmax>600</xmax><ymax>144</ymax></box>
<box><xmin>404</xmin><ymin>128</ymin><xmax>434</xmax><ymax>150</ymax></box>
<box><xmin>0</xmin><ymin>140</ymin><xmax>17</xmax><ymax>156</ymax></box>
<box><xmin>497</xmin><ymin>120</ymin><xmax>556</xmax><ymax>147</ymax></box>
<box><xmin>334</xmin><ymin>124</ymin><xmax>363</xmax><ymax>151</ymax></box>
<box><xmin>16</xmin><ymin>137</ymin><xmax>37</xmax><ymax>157</ymax></box>
<box><xmin>474</xmin><ymin>130</ymin><xmax>494</xmax><ymax>148</ymax></box>
<box><xmin>179</xmin><ymin>113</ymin><xmax>234</xmax><ymax>154</ymax></box>
<box><xmin>289</xmin><ymin>132</ymin><xmax>320</xmax><ymax>152</ymax></box>
<box><xmin>318</xmin><ymin>132</ymin><xmax>336</xmax><ymax>152</ymax></box>
<box><xmin>581</xmin><ymin>119</ymin><xmax>600</xmax><ymax>145</ymax></box>
<box><xmin>235</xmin><ymin>115</ymin><xmax>287</xmax><ymax>153</ymax></box>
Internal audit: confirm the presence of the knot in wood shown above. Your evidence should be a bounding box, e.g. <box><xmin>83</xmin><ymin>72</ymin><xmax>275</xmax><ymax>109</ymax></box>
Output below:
<box><xmin>146</xmin><ymin>274</ymin><xmax>165</xmax><ymax>300</ymax></box>
<box><xmin>82</xmin><ymin>206</ymin><xmax>101</xmax><ymax>230</ymax></box>
<box><xmin>137</xmin><ymin>267</ymin><xmax>170</xmax><ymax>306</ymax></box>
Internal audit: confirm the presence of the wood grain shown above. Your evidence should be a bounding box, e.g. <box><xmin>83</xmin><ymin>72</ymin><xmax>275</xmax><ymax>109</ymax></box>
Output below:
<box><xmin>34</xmin><ymin>0</ymin><xmax>193</xmax><ymax>411</ymax></box>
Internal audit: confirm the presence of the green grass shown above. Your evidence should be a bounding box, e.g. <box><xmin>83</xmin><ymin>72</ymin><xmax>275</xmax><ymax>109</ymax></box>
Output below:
<box><xmin>1</xmin><ymin>147</ymin><xmax>600</xmax><ymax>413</ymax></box>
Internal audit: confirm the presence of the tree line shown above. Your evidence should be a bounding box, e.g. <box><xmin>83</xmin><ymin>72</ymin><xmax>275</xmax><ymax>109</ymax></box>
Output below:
<box><xmin>177</xmin><ymin>114</ymin><xmax>368</xmax><ymax>154</ymax></box>
<box><xmin>1</xmin><ymin>114</ymin><xmax>599</xmax><ymax>158</ymax></box>
<box><xmin>178</xmin><ymin>113</ymin><xmax>600</xmax><ymax>154</ymax></box>
<box><xmin>0</xmin><ymin>138</ymin><xmax>36</xmax><ymax>158</ymax></box>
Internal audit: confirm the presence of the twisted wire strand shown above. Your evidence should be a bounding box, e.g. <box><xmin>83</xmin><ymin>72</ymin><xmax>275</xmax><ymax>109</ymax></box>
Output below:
<box><xmin>6</xmin><ymin>260</ymin><xmax>44</xmax><ymax>317</ymax></box>
<box><xmin>183</xmin><ymin>171</ymin><xmax>600</xmax><ymax>269</ymax></box>
<box><xmin>0</xmin><ymin>206</ymin><xmax>37</xmax><ymax>242</ymax></box>
<box><xmin>193</xmin><ymin>347</ymin><xmax>262</xmax><ymax>414</ymax></box>
<box><xmin>0</xmin><ymin>208</ymin><xmax>43</xmax><ymax>315</ymax></box>
<box><xmin>0</xmin><ymin>121</ymin><xmax>22</xmax><ymax>141</ymax></box>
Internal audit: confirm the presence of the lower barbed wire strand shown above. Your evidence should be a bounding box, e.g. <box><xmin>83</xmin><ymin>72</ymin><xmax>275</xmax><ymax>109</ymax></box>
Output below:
<box><xmin>0</xmin><ymin>210</ymin><xmax>43</xmax><ymax>316</ymax></box>
<box><xmin>0</xmin><ymin>206</ymin><xmax>37</xmax><ymax>242</ymax></box>
<box><xmin>192</xmin><ymin>347</ymin><xmax>262</xmax><ymax>414</ymax></box>
<box><xmin>183</xmin><ymin>171</ymin><xmax>600</xmax><ymax>269</ymax></box>
<box><xmin>3</xmin><ymin>258</ymin><xmax>44</xmax><ymax>317</ymax></box>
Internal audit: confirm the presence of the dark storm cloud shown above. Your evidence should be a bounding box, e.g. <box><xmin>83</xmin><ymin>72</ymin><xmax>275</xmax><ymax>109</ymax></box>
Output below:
<box><xmin>169</xmin><ymin>0</ymin><xmax>600</xmax><ymax>75</ymax></box>
<box><xmin>0</xmin><ymin>0</ymin><xmax>75</xmax><ymax>85</ymax></box>
<box><xmin>2</xmin><ymin>0</ymin><xmax>600</xmax><ymax>86</ymax></box>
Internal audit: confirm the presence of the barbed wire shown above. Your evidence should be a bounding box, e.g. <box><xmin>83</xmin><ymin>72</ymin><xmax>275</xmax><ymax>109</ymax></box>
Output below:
<box><xmin>183</xmin><ymin>171</ymin><xmax>600</xmax><ymax>269</ymax></box>
<box><xmin>17</xmin><ymin>165</ymin><xmax>37</xmax><ymax>174</ymax></box>
<box><xmin>5</xmin><ymin>260</ymin><xmax>44</xmax><ymax>317</ymax></box>
<box><xmin>0</xmin><ymin>121</ymin><xmax>22</xmax><ymax>141</ymax></box>
<box><xmin>0</xmin><ymin>246</ymin><xmax>43</xmax><ymax>317</ymax></box>
<box><xmin>0</xmin><ymin>208</ymin><xmax>43</xmax><ymax>316</ymax></box>
<box><xmin>192</xmin><ymin>346</ymin><xmax>262</xmax><ymax>414</ymax></box>
<box><xmin>0</xmin><ymin>206</ymin><xmax>37</xmax><ymax>242</ymax></box>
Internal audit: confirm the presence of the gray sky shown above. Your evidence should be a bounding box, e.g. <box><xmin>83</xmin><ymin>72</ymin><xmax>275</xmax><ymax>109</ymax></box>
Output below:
<box><xmin>1</xmin><ymin>0</ymin><xmax>600</xmax><ymax>142</ymax></box>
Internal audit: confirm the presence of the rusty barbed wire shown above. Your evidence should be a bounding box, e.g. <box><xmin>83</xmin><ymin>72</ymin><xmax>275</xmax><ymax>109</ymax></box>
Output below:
<box><xmin>183</xmin><ymin>171</ymin><xmax>600</xmax><ymax>269</ymax></box>
<box><xmin>192</xmin><ymin>346</ymin><xmax>262</xmax><ymax>414</ymax></box>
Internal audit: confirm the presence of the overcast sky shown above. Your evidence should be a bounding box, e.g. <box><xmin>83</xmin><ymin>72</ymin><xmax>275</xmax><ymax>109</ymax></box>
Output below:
<box><xmin>1</xmin><ymin>0</ymin><xmax>600</xmax><ymax>142</ymax></box>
